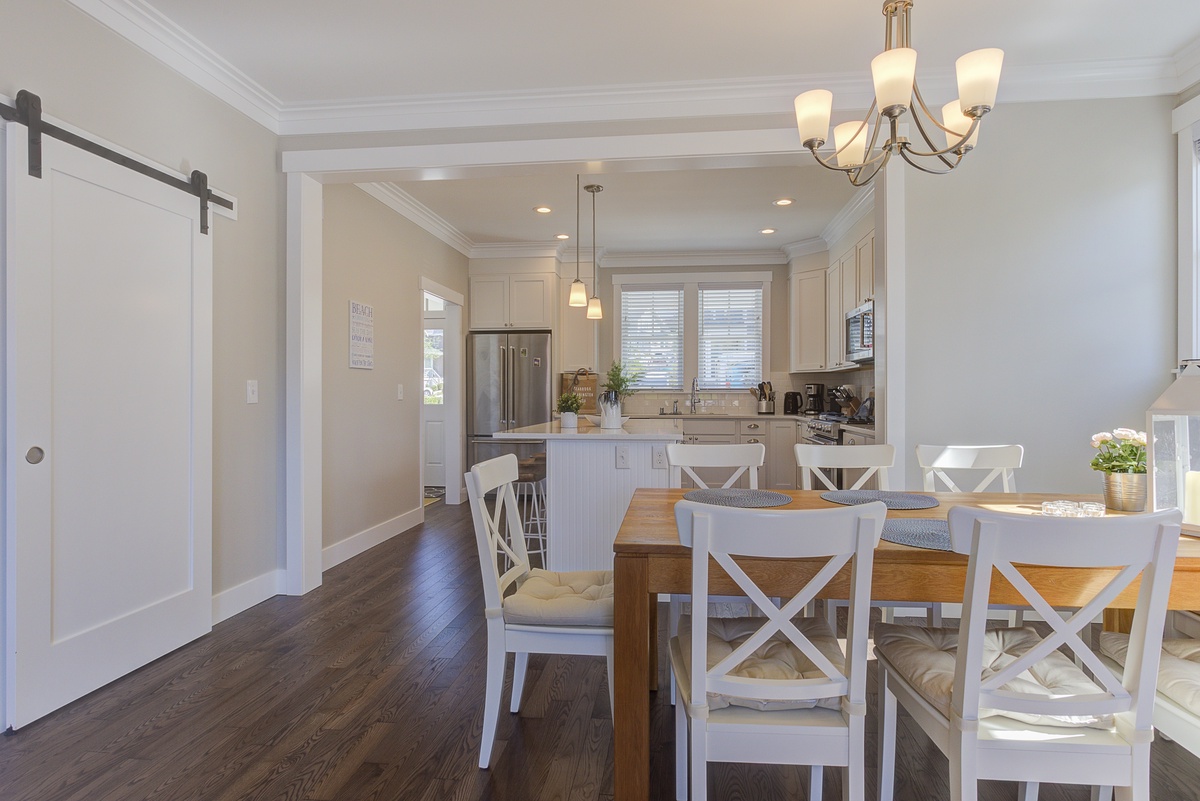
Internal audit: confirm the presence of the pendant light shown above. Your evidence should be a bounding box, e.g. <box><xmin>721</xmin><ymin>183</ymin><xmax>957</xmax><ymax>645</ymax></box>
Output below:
<box><xmin>584</xmin><ymin>183</ymin><xmax>603</xmax><ymax>320</ymax></box>
<box><xmin>568</xmin><ymin>174</ymin><xmax>587</xmax><ymax>306</ymax></box>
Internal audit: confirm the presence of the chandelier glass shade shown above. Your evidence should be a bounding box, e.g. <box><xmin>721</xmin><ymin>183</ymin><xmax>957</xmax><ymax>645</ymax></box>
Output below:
<box><xmin>794</xmin><ymin>0</ymin><xmax>1003</xmax><ymax>186</ymax></box>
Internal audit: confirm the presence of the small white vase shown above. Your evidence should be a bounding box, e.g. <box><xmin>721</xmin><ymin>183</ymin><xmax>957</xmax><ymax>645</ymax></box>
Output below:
<box><xmin>559</xmin><ymin>411</ymin><xmax>578</xmax><ymax>428</ymax></box>
<box><xmin>598</xmin><ymin>391</ymin><xmax>624</xmax><ymax>429</ymax></box>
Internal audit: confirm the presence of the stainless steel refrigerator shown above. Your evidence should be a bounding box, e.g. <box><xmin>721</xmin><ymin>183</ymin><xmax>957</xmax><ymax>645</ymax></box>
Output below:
<box><xmin>467</xmin><ymin>331</ymin><xmax>553</xmax><ymax>468</ymax></box>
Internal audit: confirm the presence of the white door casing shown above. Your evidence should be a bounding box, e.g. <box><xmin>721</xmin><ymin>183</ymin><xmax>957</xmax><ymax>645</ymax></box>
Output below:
<box><xmin>4</xmin><ymin>126</ymin><xmax>213</xmax><ymax>729</ymax></box>
<box><xmin>423</xmin><ymin>313</ymin><xmax>447</xmax><ymax>488</ymax></box>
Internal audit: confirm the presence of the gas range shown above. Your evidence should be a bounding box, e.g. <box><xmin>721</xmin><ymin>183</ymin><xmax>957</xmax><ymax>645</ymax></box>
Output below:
<box><xmin>800</xmin><ymin>417</ymin><xmax>840</xmax><ymax>444</ymax></box>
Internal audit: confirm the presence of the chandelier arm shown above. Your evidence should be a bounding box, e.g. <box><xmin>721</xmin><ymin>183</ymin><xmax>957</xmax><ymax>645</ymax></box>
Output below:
<box><xmin>898</xmin><ymin>146</ymin><xmax>962</xmax><ymax>175</ymax></box>
<box><xmin>904</xmin><ymin>111</ymin><xmax>960</xmax><ymax>170</ymax></box>
<box><xmin>911</xmin><ymin>83</ymin><xmax>954</xmax><ymax>135</ymax></box>
<box><xmin>898</xmin><ymin>114</ymin><xmax>981</xmax><ymax>160</ymax></box>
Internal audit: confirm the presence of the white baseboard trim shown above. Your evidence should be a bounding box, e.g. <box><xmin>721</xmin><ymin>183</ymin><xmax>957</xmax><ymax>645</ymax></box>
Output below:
<box><xmin>212</xmin><ymin>569</ymin><xmax>287</xmax><ymax>624</ymax></box>
<box><xmin>322</xmin><ymin>506</ymin><xmax>425</xmax><ymax>571</ymax></box>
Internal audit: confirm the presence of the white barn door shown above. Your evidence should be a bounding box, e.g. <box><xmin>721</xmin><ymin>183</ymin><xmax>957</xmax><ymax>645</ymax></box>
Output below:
<box><xmin>4</xmin><ymin>126</ymin><xmax>213</xmax><ymax>729</ymax></box>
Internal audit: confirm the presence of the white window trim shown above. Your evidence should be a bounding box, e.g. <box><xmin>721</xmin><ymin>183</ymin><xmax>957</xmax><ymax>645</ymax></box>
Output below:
<box><xmin>1173</xmin><ymin>96</ymin><xmax>1200</xmax><ymax>361</ymax></box>
<box><xmin>612</xmin><ymin>271</ymin><xmax>772</xmax><ymax>390</ymax></box>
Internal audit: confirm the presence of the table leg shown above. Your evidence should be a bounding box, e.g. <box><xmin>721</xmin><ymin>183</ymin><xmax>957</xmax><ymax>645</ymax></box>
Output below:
<box><xmin>614</xmin><ymin>553</ymin><xmax>649</xmax><ymax>801</ymax></box>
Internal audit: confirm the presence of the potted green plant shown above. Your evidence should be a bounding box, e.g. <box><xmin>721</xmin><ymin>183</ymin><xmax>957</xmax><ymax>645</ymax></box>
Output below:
<box><xmin>557</xmin><ymin>392</ymin><xmax>582</xmax><ymax>427</ymax></box>
<box><xmin>1089</xmin><ymin>427</ymin><xmax>1148</xmax><ymax>511</ymax></box>
<box><xmin>598</xmin><ymin>361</ymin><xmax>641</xmax><ymax>428</ymax></box>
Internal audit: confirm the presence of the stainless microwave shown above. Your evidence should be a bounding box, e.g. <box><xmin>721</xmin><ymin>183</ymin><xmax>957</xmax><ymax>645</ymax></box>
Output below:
<box><xmin>845</xmin><ymin>300</ymin><xmax>874</xmax><ymax>363</ymax></box>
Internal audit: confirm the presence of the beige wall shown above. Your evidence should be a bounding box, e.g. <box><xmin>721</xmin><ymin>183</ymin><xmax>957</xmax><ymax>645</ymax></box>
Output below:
<box><xmin>321</xmin><ymin>185</ymin><xmax>468</xmax><ymax>548</ymax></box>
<box><xmin>0</xmin><ymin>0</ymin><xmax>284</xmax><ymax>594</ymax></box>
<box><xmin>902</xmin><ymin>96</ymin><xmax>1177</xmax><ymax>492</ymax></box>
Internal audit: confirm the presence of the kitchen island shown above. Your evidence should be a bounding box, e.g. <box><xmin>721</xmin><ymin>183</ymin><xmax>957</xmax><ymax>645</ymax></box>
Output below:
<box><xmin>494</xmin><ymin>419</ymin><xmax>683</xmax><ymax>570</ymax></box>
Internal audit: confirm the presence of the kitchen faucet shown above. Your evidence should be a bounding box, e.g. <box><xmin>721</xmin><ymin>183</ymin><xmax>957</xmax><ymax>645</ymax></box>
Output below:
<box><xmin>689</xmin><ymin>377</ymin><xmax>699</xmax><ymax>413</ymax></box>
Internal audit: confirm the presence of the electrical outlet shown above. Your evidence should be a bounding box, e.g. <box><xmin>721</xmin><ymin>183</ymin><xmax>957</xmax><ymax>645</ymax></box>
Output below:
<box><xmin>397</xmin><ymin>384</ymin><xmax>404</xmax><ymax>400</ymax></box>
<box><xmin>246</xmin><ymin>380</ymin><xmax>258</xmax><ymax>404</ymax></box>
<box><xmin>652</xmin><ymin>445</ymin><xmax>668</xmax><ymax>469</ymax></box>
<box><xmin>615</xmin><ymin>445</ymin><xmax>630</xmax><ymax>469</ymax></box>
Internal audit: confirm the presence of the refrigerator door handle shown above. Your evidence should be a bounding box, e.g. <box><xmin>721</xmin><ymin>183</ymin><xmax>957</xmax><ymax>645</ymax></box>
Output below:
<box><xmin>509</xmin><ymin>346</ymin><xmax>517</xmax><ymax>427</ymax></box>
<box><xmin>499</xmin><ymin>345</ymin><xmax>508</xmax><ymax>427</ymax></box>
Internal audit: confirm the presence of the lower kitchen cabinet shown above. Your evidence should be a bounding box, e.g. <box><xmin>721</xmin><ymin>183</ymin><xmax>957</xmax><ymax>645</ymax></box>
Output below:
<box><xmin>672</xmin><ymin>416</ymin><xmax>799</xmax><ymax>490</ymax></box>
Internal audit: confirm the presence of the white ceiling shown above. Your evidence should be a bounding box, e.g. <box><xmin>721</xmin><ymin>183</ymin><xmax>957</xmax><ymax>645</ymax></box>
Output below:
<box><xmin>75</xmin><ymin>0</ymin><xmax>1200</xmax><ymax>257</ymax></box>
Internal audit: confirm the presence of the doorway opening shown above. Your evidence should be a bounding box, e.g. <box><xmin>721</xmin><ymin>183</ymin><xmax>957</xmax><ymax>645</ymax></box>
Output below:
<box><xmin>419</xmin><ymin>280</ymin><xmax>464</xmax><ymax>506</ymax></box>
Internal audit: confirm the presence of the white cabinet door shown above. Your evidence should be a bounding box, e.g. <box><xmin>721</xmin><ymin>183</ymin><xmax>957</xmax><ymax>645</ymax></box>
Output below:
<box><xmin>840</xmin><ymin>250</ymin><xmax>859</xmax><ymax>314</ymax></box>
<box><xmin>738</xmin><ymin>419</ymin><xmax>770</xmax><ymax>489</ymax></box>
<box><xmin>468</xmin><ymin>275</ymin><xmax>509</xmax><ymax>329</ymax></box>
<box><xmin>826</xmin><ymin>261</ymin><xmax>845</xmax><ymax>370</ymax></box>
<box><xmin>789</xmin><ymin>270</ymin><xmax>826</xmax><ymax>371</ymax></box>
<box><xmin>508</xmin><ymin>274</ymin><xmax>553</xmax><ymax>328</ymax></box>
<box><xmin>855</xmin><ymin>232</ymin><xmax>874</xmax><ymax>306</ymax></box>
<box><xmin>5</xmin><ymin>128</ymin><xmax>213</xmax><ymax>729</ymax></box>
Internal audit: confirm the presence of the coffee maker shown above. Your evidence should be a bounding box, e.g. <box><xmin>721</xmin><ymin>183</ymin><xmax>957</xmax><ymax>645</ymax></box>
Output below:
<box><xmin>802</xmin><ymin>383</ymin><xmax>824</xmax><ymax>416</ymax></box>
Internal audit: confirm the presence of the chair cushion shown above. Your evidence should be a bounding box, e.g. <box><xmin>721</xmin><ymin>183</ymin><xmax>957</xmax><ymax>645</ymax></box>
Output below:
<box><xmin>1100</xmin><ymin>632</ymin><xmax>1200</xmax><ymax>713</ymax></box>
<box><xmin>874</xmin><ymin>624</ymin><xmax>1113</xmax><ymax>729</ymax></box>
<box><xmin>674</xmin><ymin>615</ymin><xmax>845</xmax><ymax>712</ymax></box>
<box><xmin>502</xmin><ymin>568</ymin><xmax>613</xmax><ymax>627</ymax></box>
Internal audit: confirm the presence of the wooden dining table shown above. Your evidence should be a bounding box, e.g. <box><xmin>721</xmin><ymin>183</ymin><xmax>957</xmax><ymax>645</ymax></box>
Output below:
<box><xmin>610</xmin><ymin>488</ymin><xmax>1200</xmax><ymax>801</ymax></box>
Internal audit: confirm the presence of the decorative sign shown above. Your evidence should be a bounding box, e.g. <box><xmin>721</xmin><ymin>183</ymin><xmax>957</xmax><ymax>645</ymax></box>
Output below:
<box><xmin>349</xmin><ymin>300</ymin><xmax>374</xmax><ymax>369</ymax></box>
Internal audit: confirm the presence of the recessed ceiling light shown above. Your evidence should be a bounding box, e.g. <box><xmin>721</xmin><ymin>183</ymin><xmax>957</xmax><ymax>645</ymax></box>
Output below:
<box><xmin>773</xmin><ymin>198</ymin><xmax>794</xmax><ymax>206</ymax></box>
<box><xmin>556</xmin><ymin>233</ymin><xmax>570</xmax><ymax>240</ymax></box>
<box><xmin>760</xmin><ymin>228</ymin><xmax>777</xmax><ymax>235</ymax></box>
<box><xmin>534</xmin><ymin>206</ymin><xmax>552</xmax><ymax>214</ymax></box>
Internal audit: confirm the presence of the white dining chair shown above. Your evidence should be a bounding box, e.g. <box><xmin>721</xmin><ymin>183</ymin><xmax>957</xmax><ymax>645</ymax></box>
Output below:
<box><xmin>795</xmin><ymin>443</ymin><xmax>940</xmax><ymax>632</ymax></box>
<box><xmin>667</xmin><ymin>442</ymin><xmax>765</xmax><ymax>491</ymax></box>
<box><xmin>465</xmin><ymin>454</ymin><xmax>614</xmax><ymax>769</ymax></box>
<box><xmin>875</xmin><ymin>505</ymin><xmax>1182</xmax><ymax>801</ymax></box>
<box><xmin>917</xmin><ymin>443</ymin><xmax>1027</xmax><ymax>626</ymax></box>
<box><xmin>671</xmin><ymin>498</ymin><xmax>886</xmax><ymax>801</ymax></box>
<box><xmin>916</xmin><ymin>443</ymin><xmax>1024</xmax><ymax>493</ymax></box>
<box><xmin>1089</xmin><ymin>632</ymin><xmax>1200</xmax><ymax>801</ymax></box>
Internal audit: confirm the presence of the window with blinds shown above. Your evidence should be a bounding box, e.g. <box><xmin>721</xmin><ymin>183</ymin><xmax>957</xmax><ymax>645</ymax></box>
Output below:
<box><xmin>619</xmin><ymin>287</ymin><xmax>684</xmax><ymax>390</ymax></box>
<box><xmin>698</xmin><ymin>285</ymin><xmax>763</xmax><ymax>389</ymax></box>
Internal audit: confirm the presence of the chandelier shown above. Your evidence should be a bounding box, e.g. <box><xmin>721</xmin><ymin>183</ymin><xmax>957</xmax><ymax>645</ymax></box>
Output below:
<box><xmin>793</xmin><ymin>0</ymin><xmax>1003</xmax><ymax>186</ymax></box>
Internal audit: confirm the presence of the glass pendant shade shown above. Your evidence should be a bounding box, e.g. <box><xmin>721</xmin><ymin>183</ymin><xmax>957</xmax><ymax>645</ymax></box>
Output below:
<box><xmin>586</xmin><ymin>295</ymin><xmax>603</xmax><ymax>320</ymax></box>
<box><xmin>941</xmin><ymin>100</ymin><xmax>980</xmax><ymax>150</ymax></box>
<box><xmin>1148</xmin><ymin>362</ymin><xmax>1200</xmax><ymax>527</ymax></box>
<box><xmin>794</xmin><ymin>89</ymin><xmax>833</xmax><ymax>147</ymax></box>
<box><xmin>833</xmin><ymin>121</ymin><xmax>869</xmax><ymax>167</ymax></box>
<box><xmin>568</xmin><ymin>278</ymin><xmax>588</xmax><ymax>306</ymax></box>
<box><xmin>956</xmin><ymin>48</ymin><xmax>1004</xmax><ymax>113</ymax></box>
<box><xmin>871</xmin><ymin>48</ymin><xmax>917</xmax><ymax>115</ymax></box>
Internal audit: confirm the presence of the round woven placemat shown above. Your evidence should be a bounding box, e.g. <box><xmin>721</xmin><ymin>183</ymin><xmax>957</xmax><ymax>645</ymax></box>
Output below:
<box><xmin>820</xmin><ymin>490</ymin><xmax>940</xmax><ymax>510</ymax></box>
<box><xmin>881</xmin><ymin>519</ymin><xmax>951</xmax><ymax>551</ymax></box>
<box><xmin>682</xmin><ymin>488</ymin><xmax>793</xmax><ymax>508</ymax></box>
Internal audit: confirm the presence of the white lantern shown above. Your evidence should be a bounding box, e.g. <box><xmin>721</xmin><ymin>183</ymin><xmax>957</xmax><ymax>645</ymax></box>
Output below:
<box><xmin>1147</xmin><ymin>361</ymin><xmax>1200</xmax><ymax>531</ymax></box>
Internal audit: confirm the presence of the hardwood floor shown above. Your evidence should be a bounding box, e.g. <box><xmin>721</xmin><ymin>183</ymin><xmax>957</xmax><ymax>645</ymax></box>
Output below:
<box><xmin>3</xmin><ymin>499</ymin><xmax>1199</xmax><ymax>800</ymax></box>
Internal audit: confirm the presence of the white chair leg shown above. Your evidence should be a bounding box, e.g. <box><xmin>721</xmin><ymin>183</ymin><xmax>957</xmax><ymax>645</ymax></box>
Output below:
<box><xmin>878</xmin><ymin>666</ymin><xmax>897</xmax><ymax>801</ymax></box>
<box><xmin>479</xmin><ymin>635</ymin><xmax>507</xmax><ymax>768</ymax></box>
<box><xmin>1007</xmin><ymin>608</ymin><xmax>1024</xmax><ymax>626</ymax></box>
<box><xmin>930</xmin><ymin>602</ymin><xmax>943</xmax><ymax>627</ymax></box>
<box><xmin>509</xmin><ymin>652</ymin><xmax>528</xmax><ymax>713</ymax></box>
<box><xmin>1018</xmin><ymin>781</ymin><xmax>1039</xmax><ymax>801</ymax></box>
<box><xmin>669</xmin><ymin>597</ymin><xmax>683</xmax><ymax>705</ymax></box>
<box><xmin>1091</xmin><ymin>786</ymin><xmax>1114</xmax><ymax>801</ymax></box>
<box><xmin>825</xmin><ymin>599</ymin><xmax>839</xmax><ymax>636</ymax></box>
<box><xmin>809</xmin><ymin>765</ymin><xmax>823</xmax><ymax>801</ymax></box>
<box><xmin>675</xmin><ymin>692</ymin><xmax>688</xmax><ymax>801</ymax></box>
<box><xmin>880</xmin><ymin>605</ymin><xmax>894</xmax><ymax>624</ymax></box>
<box><xmin>690</xmin><ymin>721</ymin><xmax>707</xmax><ymax>801</ymax></box>
<box><xmin>947</xmin><ymin>730</ymin><xmax>979</xmax><ymax>801</ymax></box>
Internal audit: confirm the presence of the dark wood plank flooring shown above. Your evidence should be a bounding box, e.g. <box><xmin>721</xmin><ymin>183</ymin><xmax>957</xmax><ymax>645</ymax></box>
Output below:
<box><xmin>3</xmin><ymin>499</ymin><xmax>1199</xmax><ymax>800</ymax></box>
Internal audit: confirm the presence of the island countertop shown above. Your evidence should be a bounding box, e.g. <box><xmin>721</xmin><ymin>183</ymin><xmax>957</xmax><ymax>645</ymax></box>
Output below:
<box><xmin>494</xmin><ymin>419</ymin><xmax>684</xmax><ymax>441</ymax></box>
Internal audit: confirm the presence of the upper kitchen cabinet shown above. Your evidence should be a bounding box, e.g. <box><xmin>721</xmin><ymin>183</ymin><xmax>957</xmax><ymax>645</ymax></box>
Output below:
<box><xmin>469</xmin><ymin>272</ymin><xmax>554</xmax><ymax>329</ymax></box>
<box><xmin>855</xmin><ymin>232</ymin><xmax>874</xmax><ymax>307</ymax></box>
<box><xmin>789</xmin><ymin>269</ymin><xmax>826</xmax><ymax>371</ymax></box>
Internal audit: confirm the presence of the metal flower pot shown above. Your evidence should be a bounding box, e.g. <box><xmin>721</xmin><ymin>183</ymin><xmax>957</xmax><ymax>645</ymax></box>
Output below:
<box><xmin>1102</xmin><ymin>472</ymin><xmax>1147</xmax><ymax>512</ymax></box>
<box><xmin>598</xmin><ymin>390</ymin><xmax>623</xmax><ymax>429</ymax></box>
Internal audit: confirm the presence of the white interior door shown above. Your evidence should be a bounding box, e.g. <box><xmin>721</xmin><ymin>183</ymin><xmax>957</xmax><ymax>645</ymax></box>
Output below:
<box><xmin>4</xmin><ymin>126</ymin><xmax>213</xmax><ymax>729</ymax></box>
<box><xmin>423</xmin><ymin>305</ymin><xmax>446</xmax><ymax>488</ymax></box>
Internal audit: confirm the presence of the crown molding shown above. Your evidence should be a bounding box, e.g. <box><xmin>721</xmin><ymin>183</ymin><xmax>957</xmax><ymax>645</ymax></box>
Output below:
<box><xmin>601</xmin><ymin>251</ymin><xmax>787</xmax><ymax>269</ymax></box>
<box><xmin>66</xmin><ymin>0</ymin><xmax>283</xmax><ymax>132</ymax></box>
<box><xmin>60</xmin><ymin>1</ymin><xmax>1200</xmax><ymax>136</ymax></box>
<box><xmin>821</xmin><ymin>186</ymin><xmax>875</xmax><ymax>249</ymax></box>
<box><xmin>467</xmin><ymin>243</ymin><xmax>564</xmax><ymax>260</ymax></box>
<box><xmin>356</xmin><ymin>183</ymin><xmax>473</xmax><ymax>256</ymax></box>
<box><xmin>783</xmin><ymin>237</ymin><xmax>829</xmax><ymax>260</ymax></box>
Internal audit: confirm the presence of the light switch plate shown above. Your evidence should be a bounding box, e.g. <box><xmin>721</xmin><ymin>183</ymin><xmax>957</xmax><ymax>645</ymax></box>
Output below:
<box><xmin>615</xmin><ymin>445</ymin><xmax>630</xmax><ymax>469</ymax></box>
<box><xmin>246</xmin><ymin>380</ymin><xmax>258</xmax><ymax>404</ymax></box>
<box><xmin>397</xmin><ymin>384</ymin><xmax>404</xmax><ymax>400</ymax></box>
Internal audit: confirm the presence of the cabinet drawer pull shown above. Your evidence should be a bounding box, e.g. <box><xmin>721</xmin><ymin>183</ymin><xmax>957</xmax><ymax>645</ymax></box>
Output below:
<box><xmin>746</xmin><ymin>423</ymin><xmax>760</xmax><ymax>429</ymax></box>
<box><xmin>745</xmin><ymin>438</ymin><xmax>760</xmax><ymax>444</ymax></box>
